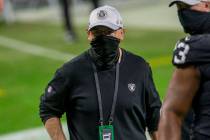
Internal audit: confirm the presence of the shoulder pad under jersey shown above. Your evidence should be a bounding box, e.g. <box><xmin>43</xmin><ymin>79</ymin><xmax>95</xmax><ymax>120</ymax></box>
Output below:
<box><xmin>172</xmin><ymin>34</ymin><xmax>210</xmax><ymax>67</ymax></box>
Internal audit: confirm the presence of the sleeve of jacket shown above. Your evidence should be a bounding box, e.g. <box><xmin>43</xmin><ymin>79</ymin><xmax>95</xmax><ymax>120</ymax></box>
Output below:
<box><xmin>39</xmin><ymin>67</ymin><xmax>70</xmax><ymax>124</ymax></box>
<box><xmin>145</xmin><ymin>64</ymin><xmax>162</xmax><ymax>133</ymax></box>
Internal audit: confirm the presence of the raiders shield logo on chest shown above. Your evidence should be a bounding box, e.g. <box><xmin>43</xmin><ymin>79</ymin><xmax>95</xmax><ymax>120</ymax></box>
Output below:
<box><xmin>128</xmin><ymin>83</ymin><xmax>136</xmax><ymax>93</ymax></box>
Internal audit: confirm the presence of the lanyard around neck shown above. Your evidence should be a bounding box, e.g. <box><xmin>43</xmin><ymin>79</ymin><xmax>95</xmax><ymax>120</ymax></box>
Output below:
<box><xmin>92</xmin><ymin>62</ymin><xmax>120</xmax><ymax>126</ymax></box>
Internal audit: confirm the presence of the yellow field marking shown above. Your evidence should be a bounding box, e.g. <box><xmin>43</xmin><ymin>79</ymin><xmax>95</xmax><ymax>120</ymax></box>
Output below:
<box><xmin>0</xmin><ymin>89</ymin><xmax>5</xmax><ymax>97</ymax></box>
<box><xmin>148</xmin><ymin>55</ymin><xmax>172</xmax><ymax>68</ymax></box>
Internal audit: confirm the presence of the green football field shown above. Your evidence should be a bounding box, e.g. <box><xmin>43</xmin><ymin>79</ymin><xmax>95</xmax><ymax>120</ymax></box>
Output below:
<box><xmin>0</xmin><ymin>22</ymin><xmax>184</xmax><ymax>135</ymax></box>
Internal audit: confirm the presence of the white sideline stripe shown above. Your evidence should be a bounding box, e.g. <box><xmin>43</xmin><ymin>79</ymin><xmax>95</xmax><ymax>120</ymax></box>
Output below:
<box><xmin>0</xmin><ymin>125</ymin><xmax>150</xmax><ymax>140</ymax></box>
<box><xmin>0</xmin><ymin>127</ymin><xmax>49</xmax><ymax>140</ymax></box>
<box><xmin>0</xmin><ymin>124</ymin><xmax>69</xmax><ymax>140</ymax></box>
<box><xmin>0</xmin><ymin>36</ymin><xmax>75</xmax><ymax>61</ymax></box>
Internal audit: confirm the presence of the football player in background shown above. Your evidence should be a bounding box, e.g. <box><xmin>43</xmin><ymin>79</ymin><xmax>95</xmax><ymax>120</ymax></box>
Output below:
<box><xmin>158</xmin><ymin>0</ymin><xmax>210</xmax><ymax>140</ymax></box>
<box><xmin>60</xmin><ymin>0</ymin><xmax>100</xmax><ymax>42</ymax></box>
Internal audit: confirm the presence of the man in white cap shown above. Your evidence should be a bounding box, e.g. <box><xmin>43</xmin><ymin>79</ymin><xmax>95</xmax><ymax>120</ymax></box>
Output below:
<box><xmin>40</xmin><ymin>5</ymin><xmax>161</xmax><ymax>140</ymax></box>
<box><xmin>158</xmin><ymin>0</ymin><xmax>210</xmax><ymax>140</ymax></box>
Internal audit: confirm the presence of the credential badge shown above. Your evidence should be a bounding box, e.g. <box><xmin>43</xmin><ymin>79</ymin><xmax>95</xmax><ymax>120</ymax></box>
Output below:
<box><xmin>128</xmin><ymin>83</ymin><xmax>136</xmax><ymax>93</ymax></box>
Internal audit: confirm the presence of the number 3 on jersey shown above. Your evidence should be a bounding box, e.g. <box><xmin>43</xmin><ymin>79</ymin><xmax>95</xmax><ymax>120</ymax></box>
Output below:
<box><xmin>173</xmin><ymin>41</ymin><xmax>190</xmax><ymax>64</ymax></box>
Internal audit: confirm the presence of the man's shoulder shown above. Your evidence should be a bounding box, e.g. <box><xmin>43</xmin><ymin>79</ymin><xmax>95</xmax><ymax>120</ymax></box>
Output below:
<box><xmin>58</xmin><ymin>51</ymin><xmax>89</xmax><ymax>74</ymax></box>
<box><xmin>172</xmin><ymin>34</ymin><xmax>210</xmax><ymax>67</ymax></box>
<box><xmin>124</xmin><ymin>49</ymin><xmax>149</xmax><ymax>67</ymax></box>
<box><xmin>65</xmin><ymin>51</ymin><xmax>88</xmax><ymax>66</ymax></box>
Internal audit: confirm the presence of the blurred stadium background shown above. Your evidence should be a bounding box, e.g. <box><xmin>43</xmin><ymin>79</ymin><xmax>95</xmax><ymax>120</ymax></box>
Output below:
<box><xmin>0</xmin><ymin>0</ymin><xmax>185</xmax><ymax>139</ymax></box>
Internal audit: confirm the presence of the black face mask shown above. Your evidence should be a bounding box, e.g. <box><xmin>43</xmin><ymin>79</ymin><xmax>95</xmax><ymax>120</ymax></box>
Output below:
<box><xmin>178</xmin><ymin>9</ymin><xmax>210</xmax><ymax>35</ymax></box>
<box><xmin>89</xmin><ymin>35</ymin><xmax>120</xmax><ymax>69</ymax></box>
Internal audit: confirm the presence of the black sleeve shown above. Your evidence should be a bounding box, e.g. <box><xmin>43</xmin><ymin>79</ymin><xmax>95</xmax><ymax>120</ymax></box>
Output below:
<box><xmin>39</xmin><ymin>67</ymin><xmax>70</xmax><ymax>124</ymax></box>
<box><xmin>172</xmin><ymin>34</ymin><xmax>210</xmax><ymax>67</ymax></box>
<box><xmin>145</xmin><ymin>64</ymin><xmax>162</xmax><ymax>133</ymax></box>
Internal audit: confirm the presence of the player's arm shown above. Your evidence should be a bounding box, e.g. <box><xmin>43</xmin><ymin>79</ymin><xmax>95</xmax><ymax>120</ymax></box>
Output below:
<box><xmin>158</xmin><ymin>66</ymin><xmax>200</xmax><ymax>140</ymax></box>
<box><xmin>158</xmin><ymin>34</ymin><xmax>210</xmax><ymax>140</ymax></box>
<box><xmin>45</xmin><ymin>117</ymin><xmax>66</xmax><ymax>140</ymax></box>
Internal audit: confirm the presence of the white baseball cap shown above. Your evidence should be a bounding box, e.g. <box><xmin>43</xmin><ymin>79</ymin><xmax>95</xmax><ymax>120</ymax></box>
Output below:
<box><xmin>169</xmin><ymin>0</ymin><xmax>205</xmax><ymax>7</ymax></box>
<box><xmin>88</xmin><ymin>5</ymin><xmax>123</xmax><ymax>31</ymax></box>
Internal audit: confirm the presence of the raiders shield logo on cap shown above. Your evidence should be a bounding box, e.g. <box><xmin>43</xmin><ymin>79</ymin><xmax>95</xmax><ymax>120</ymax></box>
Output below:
<box><xmin>97</xmin><ymin>10</ymin><xmax>107</xmax><ymax>19</ymax></box>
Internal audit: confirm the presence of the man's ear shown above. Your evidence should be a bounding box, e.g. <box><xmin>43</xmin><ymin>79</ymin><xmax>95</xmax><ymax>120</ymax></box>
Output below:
<box><xmin>121</xmin><ymin>29</ymin><xmax>125</xmax><ymax>40</ymax></box>
<box><xmin>205</xmin><ymin>2</ymin><xmax>210</xmax><ymax>11</ymax></box>
<box><xmin>87</xmin><ymin>31</ymin><xmax>94</xmax><ymax>41</ymax></box>
<box><xmin>118</xmin><ymin>28</ymin><xmax>125</xmax><ymax>41</ymax></box>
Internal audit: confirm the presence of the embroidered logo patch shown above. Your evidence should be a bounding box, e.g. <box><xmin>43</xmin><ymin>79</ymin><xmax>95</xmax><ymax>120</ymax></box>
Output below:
<box><xmin>97</xmin><ymin>10</ymin><xmax>107</xmax><ymax>19</ymax></box>
<box><xmin>47</xmin><ymin>86</ymin><xmax>53</xmax><ymax>93</ymax></box>
<box><xmin>128</xmin><ymin>83</ymin><xmax>136</xmax><ymax>93</ymax></box>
